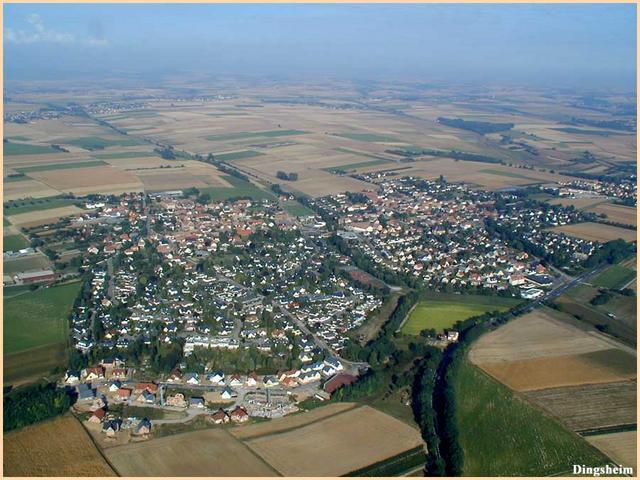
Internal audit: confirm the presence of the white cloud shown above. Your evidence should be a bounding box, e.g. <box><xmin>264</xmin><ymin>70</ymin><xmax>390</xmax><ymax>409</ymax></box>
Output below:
<box><xmin>4</xmin><ymin>13</ymin><xmax>108</xmax><ymax>46</ymax></box>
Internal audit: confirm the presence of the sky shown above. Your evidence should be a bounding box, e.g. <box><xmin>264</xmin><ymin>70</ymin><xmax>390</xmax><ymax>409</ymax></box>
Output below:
<box><xmin>3</xmin><ymin>4</ymin><xmax>637</xmax><ymax>90</ymax></box>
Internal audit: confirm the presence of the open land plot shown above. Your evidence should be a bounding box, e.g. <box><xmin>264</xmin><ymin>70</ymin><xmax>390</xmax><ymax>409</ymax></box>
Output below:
<box><xmin>4</xmin><ymin>342</ymin><xmax>67</xmax><ymax>387</ymax></box>
<box><xmin>3</xmin><ymin>233</ymin><xmax>30</xmax><ymax>252</ymax></box>
<box><xmin>363</xmin><ymin>158</ymin><xmax>571</xmax><ymax>190</ymax></box>
<box><xmin>3</xmin><ymin>141</ymin><xmax>61</xmax><ymax>156</ymax></box>
<box><xmin>3</xmin><ymin>179</ymin><xmax>62</xmax><ymax>201</ymax></box>
<box><xmin>469</xmin><ymin>308</ymin><xmax>636</xmax><ymax>391</ymax></box>
<box><xmin>4</xmin><ymin>196</ymin><xmax>78</xmax><ymax>216</ymax></box>
<box><xmin>6</xmin><ymin>205</ymin><xmax>84</xmax><ymax>228</ymax></box>
<box><xmin>282</xmin><ymin>200</ymin><xmax>315</xmax><ymax>217</ymax></box>
<box><xmin>469</xmin><ymin>308</ymin><xmax>625</xmax><ymax>363</ymax></box>
<box><xmin>27</xmin><ymin>165</ymin><xmax>143</xmax><ymax>194</ymax></box>
<box><xmin>586</xmin><ymin>203</ymin><xmax>637</xmax><ymax>227</ymax></box>
<box><xmin>61</xmin><ymin>135</ymin><xmax>144</xmax><ymax>150</ymax></box>
<box><xmin>199</xmin><ymin>176</ymin><xmax>275</xmax><ymax>202</ymax></box>
<box><xmin>204</xmin><ymin>129</ymin><xmax>308</xmax><ymax>142</ymax></box>
<box><xmin>104</xmin><ymin>428</ymin><xmax>277</xmax><ymax>477</ymax></box>
<box><xmin>3</xmin><ymin>414</ymin><xmax>116</xmax><ymax>477</ymax></box>
<box><xmin>15</xmin><ymin>160</ymin><xmax>107</xmax><ymax>173</ymax></box>
<box><xmin>524</xmin><ymin>380</ymin><xmax>637</xmax><ymax>432</ymax></box>
<box><xmin>244</xmin><ymin>405</ymin><xmax>424</xmax><ymax>477</ymax></box>
<box><xmin>4</xmin><ymin>281</ymin><xmax>80</xmax><ymax>354</ymax></box>
<box><xmin>454</xmin><ymin>360</ymin><xmax>612</xmax><ymax>476</ymax></box>
<box><xmin>92</xmin><ymin>150</ymin><xmax>159</xmax><ymax>160</ymax></box>
<box><xmin>477</xmin><ymin>349</ymin><xmax>637</xmax><ymax>392</ymax></box>
<box><xmin>401</xmin><ymin>297</ymin><xmax>516</xmax><ymax>335</ymax></box>
<box><xmin>586</xmin><ymin>431</ymin><xmax>637</xmax><ymax>472</ymax></box>
<box><xmin>551</xmin><ymin>222</ymin><xmax>637</xmax><ymax>242</ymax></box>
<box><xmin>3</xmin><ymin>254</ymin><xmax>52</xmax><ymax>275</ymax></box>
<box><xmin>592</xmin><ymin>264</ymin><xmax>637</xmax><ymax>289</ymax></box>
<box><xmin>548</xmin><ymin>197</ymin><xmax>609</xmax><ymax>210</ymax></box>
<box><xmin>230</xmin><ymin>402</ymin><xmax>359</xmax><ymax>440</ymax></box>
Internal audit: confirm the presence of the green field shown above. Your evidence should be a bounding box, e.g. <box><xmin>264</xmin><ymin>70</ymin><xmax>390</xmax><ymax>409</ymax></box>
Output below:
<box><xmin>214</xmin><ymin>150</ymin><xmax>264</xmax><ymax>162</ymax></box>
<box><xmin>92</xmin><ymin>151</ymin><xmax>157</xmax><ymax>159</ymax></box>
<box><xmin>4</xmin><ymin>197</ymin><xmax>78</xmax><ymax>216</ymax></box>
<box><xmin>3</xmin><ymin>234</ymin><xmax>30</xmax><ymax>252</ymax></box>
<box><xmin>4</xmin><ymin>281</ymin><xmax>80</xmax><ymax>354</ymax></box>
<box><xmin>592</xmin><ymin>265</ymin><xmax>636</xmax><ymax>289</ymax></box>
<box><xmin>198</xmin><ymin>176</ymin><xmax>276</xmax><ymax>202</ymax></box>
<box><xmin>335</xmin><ymin>133</ymin><xmax>399</xmax><ymax>143</ymax></box>
<box><xmin>283</xmin><ymin>201</ymin><xmax>315</xmax><ymax>217</ymax></box>
<box><xmin>4</xmin><ymin>174</ymin><xmax>31</xmax><ymax>183</ymax></box>
<box><xmin>3</xmin><ymin>255</ymin><xmax>52</xmax><ymax>275</ymax></box>
<box><xmin>454</xmin><ymin>360</ymin><xmax>611</xmax><ymax>476</ymax></box>
<box><xmin>205</xmin><ymin>130</ymin><xmax>308</xmax><ymax>142</ymax></box>
<box><xmin>63</xmin><ymin>136</ymin><xmax>143</xmax><ymax>150</ymax></box>
<box><xmin>3</xmin><ymin>142</ymin><xmax>60</xmax><ymax>156</ymax></box>
<box><xmin>16</xmin><ymin>160</ymin><xmax>107</xmax><ymax>173</ymax></box>
<box><xmin>324</xmin><ymin>159</ymin><xmax>393</xmax><ymax>172</ymax></box>
<box><xmin>401</xmin><ymin>296</ymin><xmax>516</xmax><ymax>335</ymax></box>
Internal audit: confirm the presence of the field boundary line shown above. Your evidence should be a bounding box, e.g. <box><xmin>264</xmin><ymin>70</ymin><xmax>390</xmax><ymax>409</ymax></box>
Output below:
<box><xmin>237</xmin><ymin>403</ymin><xmax>362</xmax><ymax>441</ymax></box>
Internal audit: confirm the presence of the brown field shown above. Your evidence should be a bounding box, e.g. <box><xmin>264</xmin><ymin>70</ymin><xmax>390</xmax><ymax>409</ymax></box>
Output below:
<box><xmin>524</xmin><ymin>380</ymin><xmax>637</xmax><ymax>432</ymax></box>
<box><xmin>551</xmin><ymin>222</ymin><xmax>637</xmax><ymax>242</ymax></box>
<box><xmin>3</xmin><ymin>179</ymin><xmax>62</xmax><ymax>201</ymax></box>
<box><xmin>548</xmin><ymin>197</ymin><xmax>608</xmax><ymax>210</ymax></box>
<box><xmin>586</xmin><ymin>431</ymin><xmax>637</xmax><ymax>471</ymax></box>
<box><xmin>28</xmin><ymin>165</ymin><xmax>143</xmax><ymax>192</ymax></box>
<box><xmin>104</xmin><ymin>428</ymin><xmax>277</xmax><ymax>477</ymax></box>
<box><xmin>3</xmin><ymin>414</ymin><xmax>116</xmax><ymax>476</ymax></box>
<box><xmin>244</xmin><ymin>405</ymin><xmax>424</xmax><ymax>476</ymax></box>
<box><xmin>6</xmin><ymin>206</ymin><xmax>84</xmax><ymax>227</ymax></box>
<box><xmin>586</xmin><ymin>203</ymin><xmax>637</xmax><ymax>227</ymax></box>
<box><xmin>229</xmin><ymin>402</ymin><xmax>359</xmax><ymax>440</ymax></box>
<box><xmin>470</xmin><ymin>308</ymin><xmax>636</xmax><ymax>391</ymax></box>
<box><xmin>477</xmin><ymin>349</ymin><xmax>636</xmax><ymax>391</ymax></box>
<box><xmin>469</xmin><ymin>308</ymin><xmax>622</xmax><ymax>364</ymax></box>
<box><xmin>360</xmin><ymin>158</ymin><xmax>572</xmax><ymax>190</ymax></box>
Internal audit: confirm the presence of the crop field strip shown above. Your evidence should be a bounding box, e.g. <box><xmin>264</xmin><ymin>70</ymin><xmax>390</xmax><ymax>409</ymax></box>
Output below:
<box><xmin>523</xmin><ymin>380</ymin><xmax>637</xmax><ymax>433</ymax></box>
<box><xmin>3</xmin><ymin>414</ymin><xmax>116</xmax><ymax>476</ymax></box>
<box><xmin>15</xmin><ymin>159</ymin><xmax>107</xmax><ymax>173</ymax></box>
<box><xmin>551</xmin><ymin>222</ymin><xmax>637</xmax><ymax>243</ymax></box>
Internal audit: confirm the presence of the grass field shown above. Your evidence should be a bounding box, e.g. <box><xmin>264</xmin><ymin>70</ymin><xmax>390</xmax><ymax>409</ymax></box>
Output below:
<box><xmin>3</xmin><ymin>414</ymin><xmax>116</xmax><ymax>476</ymax></box>
<box><xmin>3</xmin><ymin>254</ymin><xmax>52</xmax><ymax>275</ymax></box>
<box><xmin>283</xmin><ymin>200</ymin><xmax>315</xmax><ymax>217</ymax></box>
<box><xmin>401</xmin><ymin>296</ymin><xmax>517</xmax><ymax>335</ymax></box>
<box><xmin>4</xmin><ymin>196</ymin><xmax>78</xmax><ymax>216</ymax></box>
<box><xmin>454</xmin><ymin>360</ymin><xmax>612</xmax><ymax>476</ymax></box>
<box><xmin>3</xmin><ymin>233</ymin><xmax>30</xmax><ymax>252</ymax></box>
<box><xmin>592</xmin><ymin>265</ymin><xmax>636</xmax><ymax>289</ymax></box>
<box><xmin>15</xmin><ymin>160</ymin><xmax>107</xmax><ymax>173</ymax></box>
<box><xmin>205</xmin><ymin>129</ymin><xmax>307</xmax><ymax>142</ymax></box>
<box><xmin>479</xmin><ymin>168</ymin><xmax>542</xmax><ymax>182</ymax></box>
<box><xmin>335</xmin><ymin>132</ymin><xmax>399</xmax><ymax>142</ymax></box>
<box><xmin>4</xmin><ymin>342</ymin><xmax>68</xmax><ymax>386</ymax></box>
<box><xmin>4</xmin><ymin>281</ymin><xmax>80</xmax><ymax>354</ymax></box>
<box><xmin>214</xmin><ymin>150</ymin><xmax>264</xmax><ymax>161</ymax></box>
<box><xmin>199</xmin><ymin>175</ymin><xmax>276</xmax><ymax>202</ymax></box>
<box><xmin>92</xmin><ymin>151</ymin><xmax>157</xmax><ymax>159</ymax></box>
<box><xmin>3</xmin><ymin>142</ymin><xmax>60</xmax><ymax>156</ymax></box>
<box><xmin>63</xmin><ymin>136</ymin><xmax>143</xmax><ymax>150</ymax></box>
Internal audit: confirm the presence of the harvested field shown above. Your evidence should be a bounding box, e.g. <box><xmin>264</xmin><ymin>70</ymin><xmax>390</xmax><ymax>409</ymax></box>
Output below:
<box><xmin>478</xmin><ymin>349</ymin><xmax>636</xmax><ymax>391</ymax></box>
<box><xmin>229</xmin><ymin>402</ymin><xmax>358</xmax><ymax>440</ymax></box>
<box><xmin>524</xmin><ymin>381</ymin><xmax>637</xmax><ymax>432</ymax></box>
<box><xmin>6</xmin><ymin>205</ymin><xmax>84</xmax><ymax>227</ymax></box>
<box><xmin>3</xmin><ymin>414</ymin><xmax>116</xmax><ymax>476</ymax></box>
<box><xmin>244</xmin><ymin>405</ymin><xmax>424</xmax><ymax>476</ymax></box>
<box><xmin>104</xmin><ymin>428</ymin><xmax>277</xmax><ymax>477</ymax></box>
<box><xmin>3</xmin><ymin>179</ymin><xmax>61</xmax><ymax>201</ymax></box>
<box><xmin>548</xmin><ymin>197</ymin><xmax>608</xmax><ymax>210</ymax></box>
<box><xmin>28</xmin><ymin>165</ymin><xmax>142</xmax><ymax>193</ymax></box>
<box><xmin>469</xmin><ymin>308</ymin><xmax>622</xmax><ymax>364</ymax></box>
<box><xmin>470</xmin><ymin>308</ymin><xmax>636</xmax><ymax>391</ymax></box>
<box><xmin>551</xmin><ymin>222</ymin><xmax>637</xmax><ymax>242</ymax></box>
<box><xmin>586</xmin><ymin>431</ymin><xmax>637</xmax><ymax>471</ymax></box>
<box><xmin>586</xmin><ymin>203</ymin><xmax>637</xmax><ymax>227</ymax></box>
